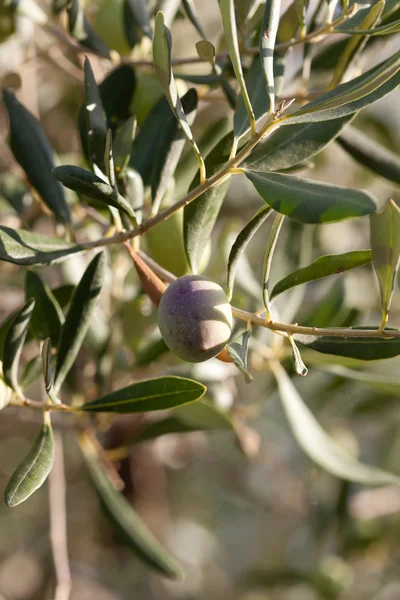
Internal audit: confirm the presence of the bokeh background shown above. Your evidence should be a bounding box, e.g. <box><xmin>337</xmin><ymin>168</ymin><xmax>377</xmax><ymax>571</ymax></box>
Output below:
<box><xmin>0</xmin><ymin>1</ymin><xmax>400</xmax><ymax>599</ymax></box>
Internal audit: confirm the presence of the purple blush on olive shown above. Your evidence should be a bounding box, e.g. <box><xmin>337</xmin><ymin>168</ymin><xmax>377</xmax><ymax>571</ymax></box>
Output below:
<box><xmin>157</xmin><ymin>275</ymin><xmax>233</xmax><ymax>363</ymax></box>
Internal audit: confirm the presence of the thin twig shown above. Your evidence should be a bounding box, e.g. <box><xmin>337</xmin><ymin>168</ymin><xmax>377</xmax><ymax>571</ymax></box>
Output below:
<box><xmin>49</xmin><ymin>432</ymin><xmax>72</xmax><ymax>600</ymax></box>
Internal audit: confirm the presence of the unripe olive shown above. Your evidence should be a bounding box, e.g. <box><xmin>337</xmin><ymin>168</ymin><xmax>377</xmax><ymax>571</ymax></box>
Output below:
<box><xmin>158</xmin><ymin>275</ymin><xmax>233</xmax><ymax>363</ymax></box>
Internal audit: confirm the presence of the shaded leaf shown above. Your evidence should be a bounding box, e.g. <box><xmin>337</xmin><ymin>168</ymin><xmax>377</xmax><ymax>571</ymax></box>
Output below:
<box><xmin>242</xmin><ymin>115</ymin><xmax>354</xmax><ymax>172</ymax></box>
<box><xmin>3</xmin><ymin>90</ymin><xmax>71</xmax><ymax>224</ymax></box>
<box><xmin>41</xmin><ymin>338</ymin><xmax>59</xmax><ymax>405</ymax></box>
<box><xmin>20</xmin><ymin>354</ymin><xmax>44</xmax><ymax>390</ymax></box>
<box><xmin>301</xmin><ymin>280</ymin><xmax>346</xmax><ymax>328</ymax></box>
<box><xmin>0</xmin><ymin>226</ymin><xmax>82</xmax><ymax>266</ymax></box>
<box><xmin>54</xmin><ymin>252</ymin><xmax>106</xmax><ymax>392</ymax></box>
<box><xmin>81</xmin><ymin>376</ymin><xmax>206</xmax><ymax>413</ymax></box>
<box><xmin>25</xmin><ymin>271</ymin><xmax>64</xmax><ymax>345</ymax></box>
<box><xmin>52</xmin><ymin>285</ymin><xmax>75</xmax><ymax>311</ymax></box>
<box><xmin>274</xmin><ymin>363</ymin><xmax>399</xmax><ymax>484</ymax></box>
<box><xmin>234</xmin><ymin>54</ymin><xmax>286</xmax><ymax>144</ymax></box>
<box><xmin>196</xmin><ymin>40</ymin><xmax>215</xmax><ymax>64</ymax></box>
<box><xmin>5</xmin><ymin>420</ymin><xmax>55</xmax><ymax>507</ymax></box>
<box><xmin>113</xmin><ymin>117</ymin><xmax>136</xmax><ymax>177</ymax></box>
<box><xmin>220</xmin><ymin>0</ymin><xmax>256</xmax><ymax>134</ymax></box>
<box><xmin>245</xmin><ymin>170</ymin><xmax>377</xmax><ymax>224</ymax></box>
<box><xmin>282</xmin><ymin>50</ymin><xmax>400</xmax><ymax>125</ymax></box>
<box><xmin>337</xmin><ymin>126</ymin><xmax>400</xmax><ymax>185</ymax></box>
<box><xmin>336</xmin><ymin>18</ymin><xmax>400</xmax><ymax>36</ymax></box>
<box><xmin>321</xmin><ymin>364</ymin><xmax>400</xmax><ymax>397</ymax></box>
<box><xmin>125</xmin><ymin>0</ymin><xmax>152</xmax><ymax>38</ymax></box>
<box><xmin>53</xmin><ymin>165</ymin><xmax>136</xmax><ymax>220</ymax></box>
<box><xmin>80</xmin><ymin>434</ymin><xmax>182</xmax><ymax>578</ymax></box>
<box><xmin>294</xmin><ymin>327</ymin><xmax>400</xmax><ymax>361</ymax></box>
<box><xmin>370</xmin><ymin>199</ymin><xmax>400</xmax><ymax>327</ymax></box>
<box><xmin>83</xmin><ymin>57</ymin><xmax>107</xmax><ymax>173</ymax></box>
<box><xmin>135</xmin><ymin>336</ymin><xmax>169</xmax><ymax>367</ymax></box>
<box><xmin>271</xmin><ymin>250</ymin><xmax>372</xmax><ymax>299</ymax></box>
<box><xmin>67</xmin><ymin>0</ymin><xmax>110</xmax><ymax>58</ymax></box>
<box><xmin>227</xmin><ymin>330</ymin><xmax>253</xmax><ymax>382</ymax></box>
<box><xmin>259</xmin><ymin>0</ymin><xmax>281</xmax><ymax>114</ymax></box>
<box><xmin>3</xmin><ymin>299</ymin><xmax>35</xmax><ymax>394</ymax></box>
<box><xmin>262</xmin><ymin>212</ymin><xmax>285</xmax><ymax>314</ymax></box>
<box><xmin>184</xmin><ymin>0</ymin><xmax>206</xmax><ymax>37</ymax></box>
<box><xmin>227</xmin><ymin>205</ymin><xmax>272</xmax><ymax>300</ymax></box>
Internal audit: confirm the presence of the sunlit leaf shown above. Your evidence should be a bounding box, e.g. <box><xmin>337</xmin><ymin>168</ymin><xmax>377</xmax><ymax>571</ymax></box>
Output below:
<box><xmin>271</xmin><ymin>250</ymin><xmax>372</xmax><ymax>299</ymax></box>
<box><xmin>3</xmin><ymin>90</ymin><xmax>71</xmax><ymax>224</ymax></box>
<box><xmin>259</xmin><ymin>0</ymin><xmax>281</xmax><ymax>113</ymax></box>
<box><xmin>80</xmin><ymin>434</ymin><xmax>182</xmax><ymax>578</ymax></box>
<box><xmin>288</xmin><ymin>335</ymin><xmax>308</xmax><ymax>376</ymax></box>
<box><xmin>370</xmin><ymin>199</ymin><xmax>400</xmax><ymax>327</ymax></box>
<box><xmin>245</xmin><ymin>171</ymin><xmax>377</xmax><ymax>223</ymax></box>
<box><xmin>81</xmin><ymin>376</ymin><xmax>206</xmax><ymax>413</ymax></box>
<box><xmin>227</xmin><ymin>330</ymin><xmax>253</xmax><ymax>382</ymax></box>
<box><xmin>0</xmin><ymin>226</ymin><xmax>82</xmax><ymax>266</ymax></box>
<box><xmin>274</xmin><ymin>363</ymin><xmax>400</xmax><ymax>484</ymax></box>
<box><xmin>5</xmin><ymin>420</ymin><xmax>55</xmax><ymax>507</ymax></box>
<box><xmin>3</xmin><ymin>299</ymin><xmax>35</xmax><ymax>394</ymax></box>
<box><xmin>54</xmin><ymin>252</ymin><xmax>106</xmax><ymax>392</ymax></box>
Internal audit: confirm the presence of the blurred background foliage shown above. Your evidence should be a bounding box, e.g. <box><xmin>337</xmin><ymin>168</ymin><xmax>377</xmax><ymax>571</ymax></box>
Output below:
<box><xmin>0</xmin><ymin>0</ymin><xmax>400</xmax><ymax>599</ymax></box>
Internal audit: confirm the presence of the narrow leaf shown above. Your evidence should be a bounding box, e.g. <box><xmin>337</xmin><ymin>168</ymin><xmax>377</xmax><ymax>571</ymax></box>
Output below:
<box><xmin>259</xmin><ymin>0</ymin><xmax>281</xmax><ymax>114</ymax></box>
<box><xmin>321</xmin><ymin>364</ymin><xmax>400</xmax><ymax>397</ymax></box>
<box><xmin>330</xmin><ymin>1</ymin><xmax>385</xmax><ymax>89</ymax></box>
<box><xmin>245</xmin><ymin>170</ymin><xmax>377</xmax><ymax>224</ymax></box>
<box><xmin>242</xmin><ymin>115</ymin><xmax>354</xmax><ymax>172</ymax></box>
<box><xmin>234</xmin><ymin>54</ymin><xmax>286</xmax><ymax>143</ymax></box>
<box><xmin>113</xmin><ymin>117</ymin><xmax>137</xmax><ymax>177</ymax></box>
<box><xmin>274</xmin><ymin>363</ymin><xmax>399</xmax><ymax>484</ymax></box>
<box><xmin>337</xmin><ymin>126</ymin><xmax>400</xmax><ymax>185</ymax></box>
<box><xmin>67</xmin><ymin>0</ymin><xmax>110</xmax><ymax>58</ymax></box>
<box><xmin>184</xmin><ymin>0</ymin><xmax>206</xmax><ymax>37</ymax></box>
<box><xmin>294</xmin><ymin>327</ymin><xmax>400</xmax><ymax>361</ymax></box>
<box><xmin>153</xmin><ymin>12</ymin><xmax>205</xmax><ymax>179</ymax></box>
<box><xmin>5</xmin><ymin>420</ymin><xmax>55</xmax><ymax>507</ymax></box>
<box><xmin>263</xmin><ymin>212</ymin><xmax>284</xmax><ymax>314</ymax></box>
<box><xmin>0</xmin><ymin>226</ymin><xmax>82</xmax><ymax>266</ymax></box>
<box><xmin>3</xmin><ymin>90</ymin><xmax>71</xmax><ymax>223</ymax></box>
<box><xmin>53</xmin><ymin>165</ymin><xmax>136</xmax><ymax>220</ymax></box>
<box><xmin>301</xmin><ymin>280</ymin><xmax>346</xmax><ymax>328</ymax></box>
<box><xmin>227</xmin><ymin>205</ymin><xmax>272</xmax><ymax>300</ymax></box>
<box><xmin>20</xmin><ymin>354</ymin><xmax>44</xmax><ymax>390</ymax></box>
<box><xmin>288</xmin><ymin>335</ymin><xmax>308</xmax><ymax>376</ymax></box>
<box><xmin>80</xmin><ymin>434</ymin><xmax>182</xmax><ymax>578</ymax></box>
<box><xmin>227</xmin><ymin>330</ymin><xmax>253</xmax><ymax>382</ymax></box>
<box><xmin>54</xmin><ymin>252</ymin><xmax>106</xmax><ymax>392</ymax></box>
<box><xmin>335</xmin><ymin>18</ymin><xmax>400</xmax><ymax>36</ymax></box>
<box><xmin>3</xmin><ymin>299</ymin><xmax>35</xmax><ymax>394</ymax></box>
<box><xmin>125</xmin><ymin>0</ymin><xmax>152</xmax><ymax>38</ymax></box>
<box><xmin>25</xmin><ymin>271</ymin><xmax>64</xmax><ymax>346</ymax></box>
<box><xmin>81</xmin><ymin>376</ymin><xmax>206</xmax><ymax>413</ymax></box>
<box><xmin>83</xmin><ymin>57</ymin><xmax>107</xmax><ymax>173</ymax></box>
<box><xmin>42</xmin><ymin>338</ymin><xmax>59</xmax><ymax>405</ymax></box>
<box><xmin>370</xmin><ymin>199</ymin><xmax>400</xmax><ymax>328</ymax></box>
<box><xmin>271</xmin><ymin>250</ymin><xmax>372</xmax><ymax>299</ymax></box>
<box><xmin>220</xmin><ymin>0</ymin><xmax>256</xmax><ymax>135</ymax></box>
<box><xmin>282</xmin><ymin>50</ymin><xmax>400</xmax><ymax>125</ymax></box>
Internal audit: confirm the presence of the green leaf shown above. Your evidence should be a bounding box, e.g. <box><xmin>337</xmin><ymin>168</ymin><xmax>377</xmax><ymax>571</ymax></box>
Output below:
<box><xmin>370</xmin><ymin>199</ymin><xmax>400</xmax><ymax>328</ymax></box>
<box><xmin>113</xmin><ymin>117</ymin><xmax>136</xmax><ymax>177</ymax></box>
<box><xmin>330</xmin><ymin>1</ymin><xmax>385</xmax><ymax>89</ymax></box>
<box><xmin>282</xmin><ymin>50</ymin><xmax>400</xmax><ymax>125</ymax></box>
<box><xmin>220</xmin><ymin>0</ymin><xmax>256</xmax><ymax>135</ymax></box>
<box><xmin>5</xmin><ymin>420</ymin><xmax>55</xmax><ymax>507</ymax></box>
<box><xmin>2</xmin><ymin>90</ymin><xmax>71</xmax><ymax>224</ymax></box>
<box><xmin>41</xmin><ymin>338</ymin><xmax>59</xmax><ymax>405</ymax></box>
<box><xmin>0</xmin><ymin>226</ymin><xmax>82</xmax><ymax>266</ymax></box>
<box><xmin>184</xmin><ymin>135</ymin><xmax>232</xmax><ymax>273</ymax></box>
<box><xmin>151</xmin><ymin>89</ymin><xmax>198</xmax><ymax>212</ymax></box>
<box><xmin>184</xmin><ymin>0</ymin><xmax>206</xmax><ymax>37</ymax></box>
<box><xmin>294</xmin><ymin>327</ymin><xmax>400</xmax><ymax>361</ymax></box>
<box><xmin>3</xmin><ymin>299</ymin><xmax>35</xmax><ymax>394</ymax></box>
<box><xmin>196</xmin><ymin>40</ymin><xmax>215</xmax><ymax>64</ymax></box>
<box><xmin>153</xmin><ymin>12</ymin><xmax>204</xmax><ymax>177</ymax></box>
<box><xmin>25</xmin><ymin>271</ymin><xmax>64</xmax><ymax>346</ymax></box>
<box><xmin>53</xmin><ymin>165</ymin><xmax>136</xmax><ymax>220</ymax></box>
<box><xmin>52</xmin><ymin>284</ymin><xmax>75</xmax><ymax>311</ymax></box>
<box><xmin>242</xmin><ymin>115</ymin><xmax>354</xmax><ymax>172</ymax></box>
<box><xmin>83</xmin><ymin>57</ymin><xmax>108</xmax><ymax>174</ymax></box>
<box><xmin>81</xmin><ymin>376</ymin><xmax>206</xmax><ymax>413</ymax></box>
<box><xmin>234</xmin><ymin>54</ymin><xmax>286</xmax><ymax>144</ymax></box>
<box><xmin>54</xmin><ymin>252</ymin><xmax>106</xmax><ymax>392</ymax></box>
<box><xmin>262</xmin><ymin>212</ymin><xmax>285</xmax><ymax>314</ymax></box>
<box><xmin>245</xmin><ymin>171</ymin><xmax>377</xmax><ymax>224</ymax></box>
<box><xmin>67</xmin><ymin>0</ymin><xmax>110</xmax><ymax>58</ymax></box>
<box><xmin>337</xmin><ymin>126</ymin><xmax>400</xmax><ymax>185</ymax></box>
<box><xmin>135</xmin><ymin>336</ymin><xmax>169</xmax><ymax>367</ymax></box>
<box><xmin>259</xmin><ymin>0</ymin><xmax>281</xmax><ymax>114</ymax></box>
<box><xmin>336</xmin><ymin>18</ymin><xmax>400</xmax><ymax>36</ymax></box>
<box><xmin>227</xmin><ymin>330</ymin><xmax>253</xmax><ymax>382</ymax></box>
<box><xmin>227</xmin><ymin>205</ymin><xmax>272</xmax><ymax>301</ymax></box>
<box><xmin>20</xmin><ymin>354</ymin><xmax>44</xmax><ymax>390</ymax></box>
<box><xmin>274</xmin><ymin>364</ymin><xmax>400</xmax><ymax>484</ymax></box>
<box><xmin>301</xmin><ymin>280</ymin><xmax>346</xmax><ymax>328</ymax></box>
<box><xmin>271</xmin><ymin>250</ymin><xmax>372</xmax><ymax>299</ymax></box>
<box><xmin>288</xmin><ymin>335</ymin><xmax>308</xmax><ymax>377</ymax></box>
<box><xmin>80</xmin><ymin>435</ymin><xmax>182</xmax><ymax>578</ymax></box>
<box><xmin>321</xmin><ymin>364</ymin><xmax>400</xmax><ymax>397</ymax></box>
